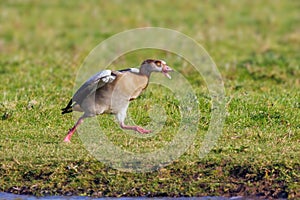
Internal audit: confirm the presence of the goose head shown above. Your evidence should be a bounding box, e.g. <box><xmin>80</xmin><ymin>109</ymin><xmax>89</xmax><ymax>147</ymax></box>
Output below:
<box><xmin>140</xmin><ymin>59</ymin><xmax>173</xmax><ymax>79</ymax></box>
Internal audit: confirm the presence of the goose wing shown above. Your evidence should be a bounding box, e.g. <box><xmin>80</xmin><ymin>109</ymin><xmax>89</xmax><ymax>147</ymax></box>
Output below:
<box><xmin>61</xmin><ymin>68</ymin><xmax>138</xmax><ymax>114</ymax></box>
<box><xmin>72</xmin><ymin>70</ymin><xmax>116</xmax><ymax>104</ymax></box>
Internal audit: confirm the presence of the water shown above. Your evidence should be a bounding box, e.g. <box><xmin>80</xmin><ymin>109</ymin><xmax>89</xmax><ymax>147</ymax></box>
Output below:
<box><xmin>0</xmin><ymin>193</ymin><xmax>247</xmax><ymax>200</ymax></box>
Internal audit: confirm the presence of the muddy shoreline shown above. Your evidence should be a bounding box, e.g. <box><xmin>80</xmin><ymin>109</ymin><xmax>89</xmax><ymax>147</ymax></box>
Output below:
<box><xmin>1</xmin><ymin>161</ymin><xmax>298</xmax><ymax>199</ymax></box>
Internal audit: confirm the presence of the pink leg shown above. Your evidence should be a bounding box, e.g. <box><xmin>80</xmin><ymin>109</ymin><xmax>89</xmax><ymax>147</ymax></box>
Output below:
<box><xmin>64</xmin><ymin>117</ymin><xmax>84</xmax><ymax>142</ymax></box>
<box><xmin>120</xmin><ymin>122</ymin><xmax>151</xmax><ymax>134</ymax></box>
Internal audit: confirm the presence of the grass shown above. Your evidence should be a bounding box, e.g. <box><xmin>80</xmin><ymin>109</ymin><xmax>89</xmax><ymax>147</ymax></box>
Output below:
<box><xmin>0</xmin><ymin>0</ymin><xmax>299</xmax><ymax>199</ymax></box>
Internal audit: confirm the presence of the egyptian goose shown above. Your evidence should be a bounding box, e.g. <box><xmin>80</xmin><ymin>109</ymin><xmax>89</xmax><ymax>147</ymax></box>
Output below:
<box><xmin>62</xmin><ymin>59</ymin><xmax>173</xmax><ymax>142</ymax></box>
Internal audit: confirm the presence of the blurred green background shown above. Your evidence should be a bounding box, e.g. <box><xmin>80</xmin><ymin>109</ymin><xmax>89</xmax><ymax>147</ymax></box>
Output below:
<box><xmin>0</xmin><ymin>0</ymin><xmax>299</xmax><ymax>198</ymax></box>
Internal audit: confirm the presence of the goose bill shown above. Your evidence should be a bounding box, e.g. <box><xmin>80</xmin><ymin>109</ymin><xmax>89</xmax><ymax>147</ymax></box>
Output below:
<box><xmin>163</xmin><ymin>71</ymin><xmax>172</xmax><ymax>79</ymax></box>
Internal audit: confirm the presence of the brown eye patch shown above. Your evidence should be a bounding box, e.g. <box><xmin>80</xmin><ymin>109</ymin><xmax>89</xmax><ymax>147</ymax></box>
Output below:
<box><xmin>155</xmin><ymin>61</ymin><xmax>162</xmax><ymax>67</ymax></box>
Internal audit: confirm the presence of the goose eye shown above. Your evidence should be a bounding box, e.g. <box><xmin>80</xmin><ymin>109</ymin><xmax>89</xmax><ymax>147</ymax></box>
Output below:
<box><xmin>155</xmin><ymin>61</ymin><xmax>161</xmax><ymax>67</ymax></box>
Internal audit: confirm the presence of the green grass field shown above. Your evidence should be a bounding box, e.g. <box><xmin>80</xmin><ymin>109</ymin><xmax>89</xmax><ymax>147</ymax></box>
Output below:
<box><xmin>0</xmin><ymin>0</ymin><xmax>299</xmax><ymax>199</ymax></box>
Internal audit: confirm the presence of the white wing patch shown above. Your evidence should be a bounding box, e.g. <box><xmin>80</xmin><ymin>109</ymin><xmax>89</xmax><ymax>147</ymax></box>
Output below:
<box><xmin>129</xmin><ymin>68</ymin><xmax>140</xmax><ymax>73</ymax></box>
<box><xmin>101</xmin><ymin>74</ymin><xmax>116</xmax><ymax>83</ymax></box>
<box><xmin>72</xmin><ymin>70</ymin><xmax>116</xmax><ymax>104</ymax></box>
<box><xmin>86</xmin><ymin>70</ymin><xmax>113</xmax><ymax>84</ymax></box>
